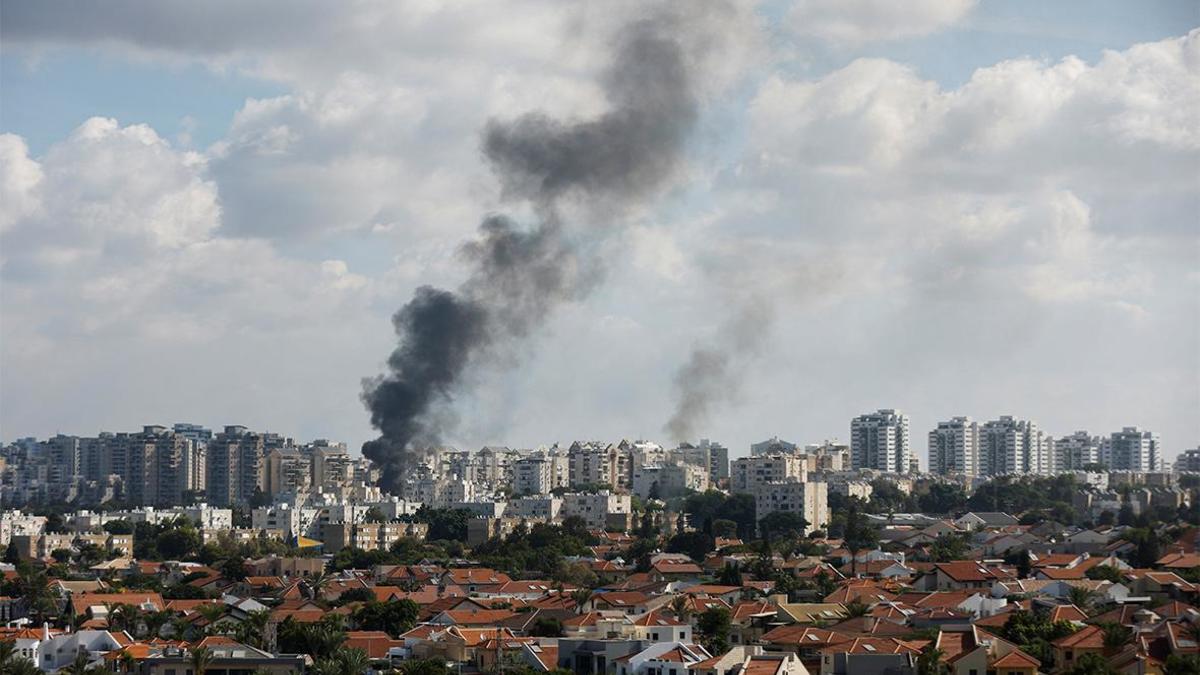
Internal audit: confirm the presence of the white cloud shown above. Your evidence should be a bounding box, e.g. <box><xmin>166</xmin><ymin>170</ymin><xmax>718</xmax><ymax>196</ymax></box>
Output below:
<box><xmin>0</xmin><ymin>135</ymin><xmax>43</xmax><ymax>233</ymax></box>
<box><xmin>786</xmin><ymin>0</ymin><xmax>977</xmax><ymax>46</ymax></box>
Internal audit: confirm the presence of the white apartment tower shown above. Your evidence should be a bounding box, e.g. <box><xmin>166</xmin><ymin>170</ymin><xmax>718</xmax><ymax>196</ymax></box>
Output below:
<box><xmin>1105</xmin><ymin>427</ymin><xmax>1160</xmax><ymax>472</ymax></box>
<box><xmin>928</xmin><ymin>417</ymin><xmax>979</xmax><ymax>477</ymax></box>
<box><xmin>978</xmin><ymin>416</ymin><xmax>1051</xmax><ymax>476</ymax></box>
<box><xmin>850</xmin><ymin>409</ymin><xmax>911</xmax><ymax>474</ymax></box>
<box><xmin>1055</xmin><ymin>431</ymin><xmax>1102</xmax><ymax>472</ymax></box>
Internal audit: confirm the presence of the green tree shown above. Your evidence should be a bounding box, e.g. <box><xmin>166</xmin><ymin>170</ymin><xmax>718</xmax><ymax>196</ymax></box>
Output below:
<box><xmin>188</xmin><ymin>646</ymin><xmax>214</xmax><ymax>675</ymax></box>
<box><xmin>758</xmin><ymin>511</ymin><xmax>809</xmax><ymax>541</ymax></box>
<box><xmin>103</xmin><ymin>520</ymin><xmax>134</xmax><ymax>535</ymax></box>
<box><xmin>842</xmin><ymin>503</ymin><xmax>879</xmax><ymax>577</ymax></box>
<box><xmin>665</xmin><ymin>531</ymin><xmax>714</xmax><ymax>562</ymax></box>
<box><xmin>1165</xmin><ymin>654</ymin><xmax>1200</xmax><ymax>675</ymax></box>
<box><xmin>1067</xmin><ymin>585</ymin><xmax>1097</xmax><ymax>610</ymax></box>
<box><xmin>928</xmin><ymin>534</ymin><xmax>970</xmax><ymax>562</ymax></box>
<box><xmin>916</xmin><ymin>642</ymin><xmax>946</xmax><ymax>675</ymax></box>
<box><xmin>220</xmin><ymin>556</ymin><xmax>248</xmax><ymax>582</ymax></box>
<box><xmin>351</xmin><ymin>600</ymin><xmax>419</xmax><ymax>637</ymax></box>
<box><xmin>844</xmin><ymin>600</ymin><xmax>870</xmax><ymax>617</ymax></box>
<box><xmin>398</xmin><ymin>659</ymin><xmax>454</xmax><ymax>675</ymax></box>
<box><xmin>918</xmin><ymin>483</ymin><xmax>968</xmax><ymax>515</ymax></box>
<box><xmin>696</xmin><ymin>607</ymin><xmax>731</xmax><ymax>655</ymax></box>
<box><xmin>1099</xmin><ymin>622</ymin><xmax>1133</xmax><ymax>649</ymax></box>
<box><xmin>1064</xmin><ymin>652</ymin><xmax>1119</xmax><ymax>675</ymax></box>
<box><xmin>999</xmin><ymin>610</ymin><xmax>1077</xmax><ymax>666</ymax></box>
<box><xmin>530</xmin><ymin>617</ymin><xmax>563</xmax><ymax>637</ymax></box>
<box><xmin>1086</xmin><ymin>565</ymin><xmax>1123</xmax><ymax>583</ymax></box>
<box><xmin>717</xmin><ymin>563</ymin><xmax>743</xmax><ymax>587</ymax></box>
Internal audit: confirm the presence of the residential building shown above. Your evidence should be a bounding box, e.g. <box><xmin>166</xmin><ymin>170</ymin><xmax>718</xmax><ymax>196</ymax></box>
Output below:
<box><xmin>850</xmin><ymin>409</ymin><xmax>911</xmax><ymax>474</ymax></box>
<box><xmin>1105</xmin><ymin>427</ymin><xmax>1160</xmax><ymax>472</ymax></box>
<box><xmin>1177</xmin><ymin>448</ymin><xmax>1200</xmax><ymax>473</ymax></box>
<box><xmin>731</xmin><ymin>454</ymin><xmax>807</xmax><ymax>494</ymax></box>
<box><xmin>978</xmin><ymin>416</ymin><xmax>1051</xmax><ymax>476</ymax></box>
<box><xmin>928</xmin><ymin>417</ymin><xmax>979</xmax><ymax>477</ymax></box>
<box><xmin>561</xmin><ymin>491</ymin><xmax>633</xmax><ymax>530</ymax></box>
<box><xmin>1055</xmin><ymin>431</ymin><xmax>1103</xmax><ymax>472</ymax></box>
<box><xmin>754</xmin><ymin>481</ymin><xmax>828</xmax><ymax>535</ymax></box>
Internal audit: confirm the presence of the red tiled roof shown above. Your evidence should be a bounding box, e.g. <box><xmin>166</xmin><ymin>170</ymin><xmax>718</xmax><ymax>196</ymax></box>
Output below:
<box><xmin>992</xmin><ymin>649</ymin><xmax>1040</xmax><ymax>668</ymax></box>
<box><xmin>934</xmin><ymin>562</ymin><xmax>1015</xmax><ymax>583</ymax></box>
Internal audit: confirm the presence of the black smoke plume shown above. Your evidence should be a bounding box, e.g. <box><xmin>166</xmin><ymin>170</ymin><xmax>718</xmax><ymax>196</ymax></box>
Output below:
<box><xmin>363</xmin><ymin>15</ymin><xmax>699</xmax><ymax>493</ymax></box>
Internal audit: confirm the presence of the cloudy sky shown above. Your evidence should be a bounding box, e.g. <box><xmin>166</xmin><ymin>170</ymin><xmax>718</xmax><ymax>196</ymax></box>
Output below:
<box><xmin>2</xmin><ymin>0</ymin><xmax>1197</xmax><ymax>463</ymax></box>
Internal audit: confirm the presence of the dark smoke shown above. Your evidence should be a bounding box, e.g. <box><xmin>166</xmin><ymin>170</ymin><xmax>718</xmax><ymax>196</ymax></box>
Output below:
<box><xmin>665</xmin><ymin>300</ymin><xmax>771</xmax><ymax>443</ymax></box>
<box><xmin>363</xmin><ymin>15</ymin><xmax>700</xmax><ymax>494</ymax></box>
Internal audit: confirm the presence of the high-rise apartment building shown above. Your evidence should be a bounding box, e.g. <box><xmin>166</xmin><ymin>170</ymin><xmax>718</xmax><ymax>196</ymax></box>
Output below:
<box><xmin>851</xmin><ymin>409</ymin><xmax>911</xmax><ymax>474</ymax></box>
<box><xmin>978</xmin><ymin>416</ymin><xmax>1051</xmax><ymax>476</ymax></box>
<box><xmin>1104</xmin><ymin>427</ymin><xmax>1160</xmax><ymax>472</ymax></box>
<box><xmin>206</xmin><ymin>426</ymin><xmax>268</xmax><ymax>505</ymax></box>
<box><xmin>1055</xmin><ymin>431</ymin><xmax>1102</xmax><ymax>472</ymax></box>
<box><xmin>1176</xmin><ymin>448</ymin><xmax>1200</xmax><ymax>473</ymax></box>
<box><xmin>929</xmin><ymin>417</ymin><xmax>979</xmax><ymax>477</ymax></box>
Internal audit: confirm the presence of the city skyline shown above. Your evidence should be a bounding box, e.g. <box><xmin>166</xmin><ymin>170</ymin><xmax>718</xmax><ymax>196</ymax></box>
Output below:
<box><xmin>4</xmin><ymin>413</ymin><xmax>1190</xmax><ymax>468</ymax></box>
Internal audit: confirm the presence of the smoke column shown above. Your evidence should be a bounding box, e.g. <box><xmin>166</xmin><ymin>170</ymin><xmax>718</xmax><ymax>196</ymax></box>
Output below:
<box><xmin>362</xmin><ymin>13</ymin><xmax>700</xmax><ymax>493</ymax></box>
<box><xmin>664</xmin><ymin>299</ymin><xmax>772</xmax><ymax>443</ymax></box>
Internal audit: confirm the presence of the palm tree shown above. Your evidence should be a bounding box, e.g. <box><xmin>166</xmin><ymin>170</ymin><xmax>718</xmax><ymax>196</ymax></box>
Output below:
<box><xmin>189</xmin><ymin>646</ymin><xmax>215</xmax><ymax>675</ymax></box>
<box><xmin>0</xmin><ymin>640</ymin><xmax>17</xmax><ymax>665</ymax></box>
<box><xmin>17</xmin><ymin>569</ymin><xmax>58</xmax><ymax>623</ymax></box>
<box><xmin>7</xmin><ymin>658</ymin><xmax>43</xmax><ymax>675</ymax></box>
<box><xmin>336</xmin><ymin>648</ymin><xmax>370</xmax><ymax>675</ymax></box>
<box><xmin>116</xmin><ymin>650</ymin><xmax>138</xmax><ymax>675</ymax></box>
<box><xmin>1101</xmin><ymin>622</ymin><xmax>1132</xmax><ymax>650</ymax></box>
<box><xmin>570</xmin><ymin>588</ymin><xmax>592</xmax><ymax>614</ymax></box>
<box><xmin>845</xmin><ymin>600</ymin><xmax>870</xmax><ymax>618</ymax></box>
<box><xmin>234</xmin><ymin>609</ymin><xmax>270</xmax><ymax>649</ymax></box>
<box><xmin>669</xmin><ymin>595</ymin><xmax>692</xmax><ymax>623</ymax></box>
<box><xmin>1067</xmin><ymin>585</ymin><xmax>1097</xmax><ymax>611</ymax></box>
<box><xmin>916</xmin><ymin>643</ymin><xmax>946</xmax><ymax>675</ymax></box>
<box><xmin>304</xmin><ymin>571</ymin><xmax>336</xmax><ymax>601</ymax></box>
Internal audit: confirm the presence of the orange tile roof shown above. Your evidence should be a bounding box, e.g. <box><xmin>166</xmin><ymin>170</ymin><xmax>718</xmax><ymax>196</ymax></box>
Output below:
<box><xmin>440</xmin><ymin>609</ymin><xmax>518</xmax><ymax>626</ymax></box>
<box><xmin>345</xmin><ymin>631</ymin><xmax>404</xmax><ymax>658</ymax></box>
<box><xmin>1054</xmin><ymin>624</ymin><xmax>1105</xmax><ymax>649</ymax></box>
<box><xmin>992</xmin><ymin>649</ymin><xmax>1041</xmax><ymax>668</ymax></box>
<box><xmin>934</xmin><ymin>562</ymin><xmax>1015</xmax><ymax>583</ymax></box>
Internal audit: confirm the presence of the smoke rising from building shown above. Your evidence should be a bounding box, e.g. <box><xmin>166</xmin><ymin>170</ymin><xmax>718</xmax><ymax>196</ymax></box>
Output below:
<box><xmin>362</xmin><ymin>13</ymin><xmax>701</xmax><ymax>493</ymax></box>
<box><xmin>665</xmin><ymin>299</ymin><xmax>772</xmax><ymax>443</ymax></box>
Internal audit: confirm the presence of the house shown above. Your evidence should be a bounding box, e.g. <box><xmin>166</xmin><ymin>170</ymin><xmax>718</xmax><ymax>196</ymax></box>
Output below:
<box><xmin>136</xmin><ymin>637</ymin><xmax>307</xmax><ymax>675</ymax></box>
<box><xmin>760</xmin><ymin>624</ymin><xmax>850</xmax><ymax>670</ymax></box>
<box><xmin>931</xmin><ymin>562</ymin><xmax>1016</xmax><ymax>591</ymax></box>
<box><xmin>33</xmin><ymin>628</ymin><xmax>130</xmax><ymax>671</ymax></box>
<box><xmin>937</xmin><ymin>626</ymin><xmax>1041</xmax><ymax>675</ymax></box>
<box><xmin>1052</xmin><ymin>624</ymin><xmax>1107</xmax><ymax>668</ymax></box>
<box><xmin>775</xmin><ymin>603</ymin><xmax>848</xmax><ymax>625</ymax></box>
<box><xmin>648</xmin><ymin>560</ymin><xmax>704</xmax><ymax>581</ymax></box>
<box><xmin>614</xmin><ymin>641</ymin><xmax>711</xmax><ymax>675</ymax></box>
<box><xmin>954</xmin><ymin>512</ymin><xmax>1019</xmax><ymax>531</ymax></box>
<box><xmin>688</xmin><ymin>645</ymin><xmax>767</xmax><ymax>675</ymax></box>
<box><xmin>817</xmin><ymin>638</ymin><xmax>923</xmax><ymax>675</ymax></box>
<box><xmin>630</xmin><ymin>608</ymin><xmax>691</xmax><ymax>643</ymax></box>
<box><xmin>729</xmin><ymin>600</ymin><xmax>779</xmax><ymax>645</ymax></box>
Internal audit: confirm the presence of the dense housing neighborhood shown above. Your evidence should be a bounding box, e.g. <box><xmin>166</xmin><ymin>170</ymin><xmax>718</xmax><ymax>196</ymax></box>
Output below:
<box><xmin>1</xmin><ymin>414</ymin><xmax>1200</xmax><ymax>675</ymax></box>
